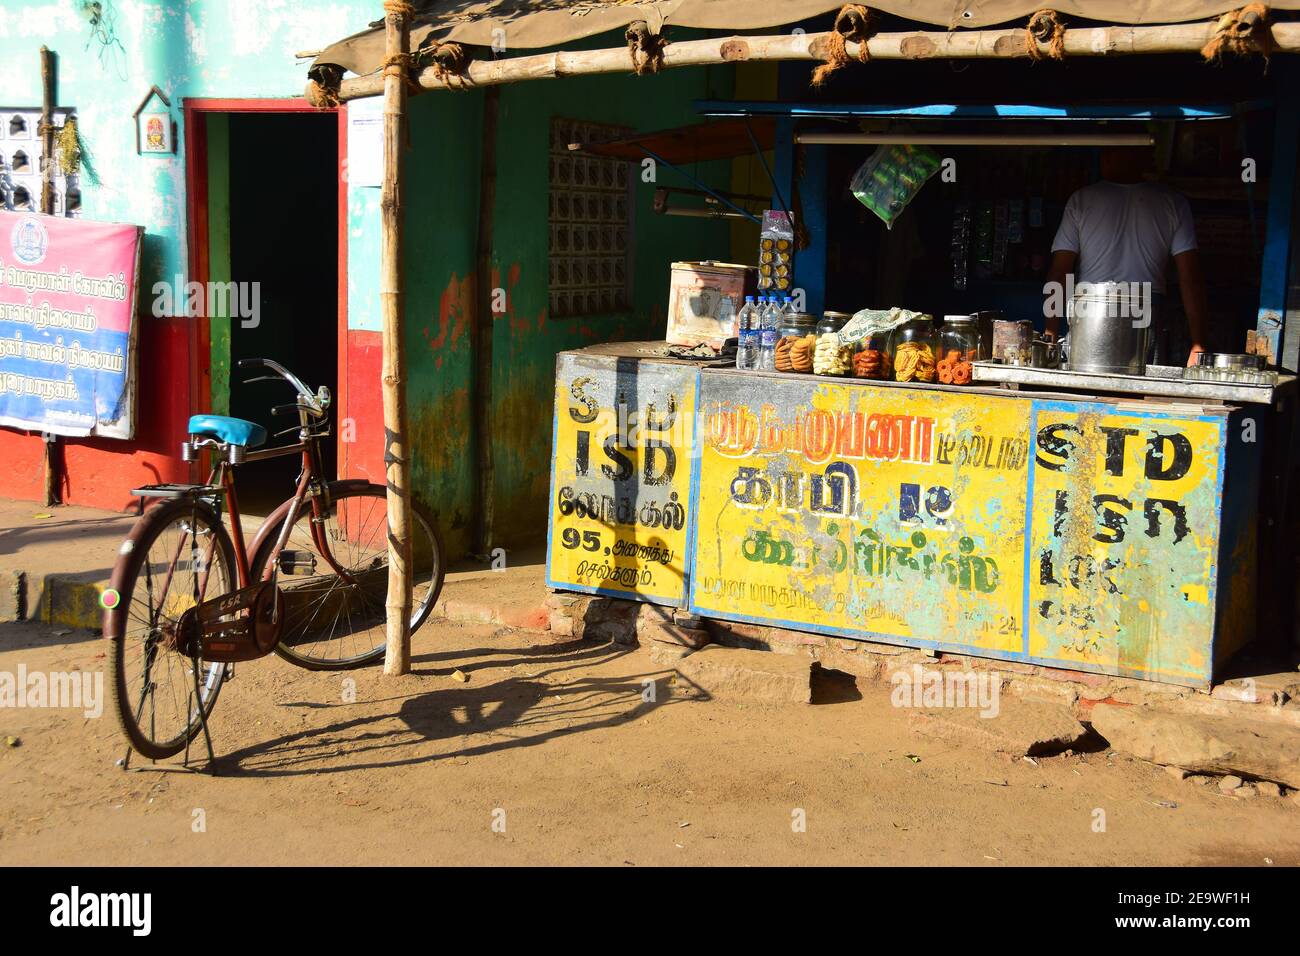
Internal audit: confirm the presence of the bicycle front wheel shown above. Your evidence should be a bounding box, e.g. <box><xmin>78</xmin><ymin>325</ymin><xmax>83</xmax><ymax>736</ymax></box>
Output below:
<box><xmin>249</xmin><ymin>482</ymin><xmax>444</xmax><ymax>670</ymax></box>
<box><xmin>105</xmin><ymin>497</ymin><xmax>235</xmax><ymax>760</ymax></box>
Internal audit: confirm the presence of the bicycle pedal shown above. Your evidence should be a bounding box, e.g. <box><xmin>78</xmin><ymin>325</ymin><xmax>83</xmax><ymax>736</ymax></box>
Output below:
<box><xmin>278</xmin><ymin>550</ymin><xmax>319</xmax><ymax>575</ymax></box>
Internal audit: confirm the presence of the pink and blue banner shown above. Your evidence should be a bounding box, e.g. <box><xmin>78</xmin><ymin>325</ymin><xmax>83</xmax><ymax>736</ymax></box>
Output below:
<box><xmin>0</xmin><ymin>211</ymin><xmax>144</xmax><ymax>439</ymax></box>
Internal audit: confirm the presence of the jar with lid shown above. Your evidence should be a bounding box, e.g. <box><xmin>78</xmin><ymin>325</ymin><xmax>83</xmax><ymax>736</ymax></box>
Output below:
<box><xmin>890</xmin><ymin>315</ymin><xmax>938</xmax><ymax>383</ymax></box>
<box><xmin>779</xmin><ymin>311</ymin><xmax>817</xmax><ymax>339</ymax></box>
<box><xmin>852</xmin><ymin>331</ymin><xmax>893</xmax><ymax>380</ymax></box>
<box><xmin>937</xmin><ymin>315</ymin><xmax>979</xmax><ymax>385</ymax></box>
<box><xmin>774</xmin><ymin>310</ymin><xmax>816</xmax><ymax>374</ymax></box>
<box><xmin>819</xmin><ymin>311</ymin><xmax>852</xmax><ymax>336</ymax></box>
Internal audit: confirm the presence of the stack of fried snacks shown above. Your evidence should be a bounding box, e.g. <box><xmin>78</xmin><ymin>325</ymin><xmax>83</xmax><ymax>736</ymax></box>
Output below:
<box><xmin>894</xmin><ymin>342</ymin><xmax>937</xmax><ymax>383</ymax></box>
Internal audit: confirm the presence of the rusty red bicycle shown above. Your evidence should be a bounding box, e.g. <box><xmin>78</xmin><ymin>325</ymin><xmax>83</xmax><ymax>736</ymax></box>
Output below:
<box><xmin>104</xmin><ymin>358</ymin><xmax>443</xmax><ymax>761</ymax></box>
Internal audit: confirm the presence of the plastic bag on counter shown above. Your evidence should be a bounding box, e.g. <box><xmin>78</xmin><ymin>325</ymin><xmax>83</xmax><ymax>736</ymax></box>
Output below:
<box><xmin>850</xmin><ymin>145</ymin><xmax>942</xmax><ymax>230</ymax></box>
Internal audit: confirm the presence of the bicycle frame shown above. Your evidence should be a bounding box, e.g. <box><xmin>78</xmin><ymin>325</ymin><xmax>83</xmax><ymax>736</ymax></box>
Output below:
<box><xmin>146</xmin><ymin>412</ymin><xmax>357</xmax><ymax>644</ymax></box>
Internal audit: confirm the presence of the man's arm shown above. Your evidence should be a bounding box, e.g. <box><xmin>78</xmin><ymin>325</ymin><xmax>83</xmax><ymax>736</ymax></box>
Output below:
<box><xmin>1173</xmin><ymin>249</ymin><xmax>1209</xmax><ymax>365</ymax></box>
<box><xmin>1044</xmin><ymin>249</ymin><xmax>1077</xmax><ymax>340</ymax></box>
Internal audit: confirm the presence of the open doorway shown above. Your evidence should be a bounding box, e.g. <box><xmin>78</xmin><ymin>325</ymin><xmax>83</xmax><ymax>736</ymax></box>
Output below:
<box><xmin>186</xmin><ymin>101</ymin><xmax>345</xmax><ymax>513</ymax></box>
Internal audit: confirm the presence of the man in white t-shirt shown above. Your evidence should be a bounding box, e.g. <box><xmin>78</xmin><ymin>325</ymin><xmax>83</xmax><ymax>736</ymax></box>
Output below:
<box><xmin>1045</xmin><ymin>148</ymin><xmax>1209</xmax><ymax>366</ymax></box>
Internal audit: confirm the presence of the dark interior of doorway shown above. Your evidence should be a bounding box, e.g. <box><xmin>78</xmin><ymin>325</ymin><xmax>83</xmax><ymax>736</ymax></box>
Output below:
<box><xmin>226</xmin><ymin>112</ymin><xmax>337</xmax><ymax>512</ymax></box>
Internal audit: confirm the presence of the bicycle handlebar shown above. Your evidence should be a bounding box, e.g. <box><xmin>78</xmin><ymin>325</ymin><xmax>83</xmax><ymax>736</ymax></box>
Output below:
<box><xmin>237</xmin><ymin>358</ymin><xmax>329</xmax><ymax>420</ymax></box>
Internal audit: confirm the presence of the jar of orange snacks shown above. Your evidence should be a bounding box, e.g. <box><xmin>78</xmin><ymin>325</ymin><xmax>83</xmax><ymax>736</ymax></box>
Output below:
<box><xmin>937</xmin><ymin>315</ymin><xmax>979</xmax><ymax>386</ymax></box>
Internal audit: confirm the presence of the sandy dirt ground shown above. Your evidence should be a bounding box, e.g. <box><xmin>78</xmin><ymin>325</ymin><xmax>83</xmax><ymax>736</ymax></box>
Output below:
<box><xmin>0</xmin><ymin>617</ymin><xmax>1296</xmax><ymax>867</ymax></box>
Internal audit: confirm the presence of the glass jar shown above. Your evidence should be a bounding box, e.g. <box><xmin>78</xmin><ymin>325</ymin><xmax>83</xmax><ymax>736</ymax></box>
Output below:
<box><xmin>819</xmin><ymin>311</ymin><xmax>852</xmax><ymax>336</ymax></box>
<box><xmin>852</xmin><ymin>332</ymin><xmax>893</xmax><ymax>380</ymax></box>
<box><xmin>780</xmin><ymin>311</ymin><xmax>817</xmax><ymax>339</ymax></box>
<box><xmin>890</xmin><ymin>315</ymin><xmax>938</xmax><ymax>383</ymax></box>
<box><xmin>938</xmin><ymin>315</ymin><xmax>979</xmax><ymax>386</ymax></box>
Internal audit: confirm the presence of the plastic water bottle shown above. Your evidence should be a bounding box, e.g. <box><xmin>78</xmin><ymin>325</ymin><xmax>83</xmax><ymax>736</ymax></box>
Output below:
<box><xmin>758</xmin><ymin>296</ymin><xmax>779</xmax><ymax>370</ymax></box>
<box><xmin>735</xmin><ymin>295</ymin><xmax>758</xmax><ymax>370</ymax></box>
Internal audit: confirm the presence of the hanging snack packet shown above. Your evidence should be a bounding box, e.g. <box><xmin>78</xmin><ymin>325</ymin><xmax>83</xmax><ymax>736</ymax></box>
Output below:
<box><xmin>757</xmin><ymin>210</ymin><xmax>795</xmax><ymax>293</ymax></box>
<box><xmin>850</xmin><ymin>144</ymin><xmax>942</xmax><ymax>230</ymax></box>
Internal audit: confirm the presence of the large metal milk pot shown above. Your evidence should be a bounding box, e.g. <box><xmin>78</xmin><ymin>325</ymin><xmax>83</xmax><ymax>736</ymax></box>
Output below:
<box><xmin>1065</xmin><ymin>281</ymin><xmax>1151</xmax><ymax>375</ymax></box>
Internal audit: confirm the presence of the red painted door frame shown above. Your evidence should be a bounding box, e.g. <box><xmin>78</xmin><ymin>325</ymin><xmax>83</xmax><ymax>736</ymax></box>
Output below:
<box><xmin>182</xmin><ymin>97</ymin><xmax>349</xmax><ymax>478</ymax></box>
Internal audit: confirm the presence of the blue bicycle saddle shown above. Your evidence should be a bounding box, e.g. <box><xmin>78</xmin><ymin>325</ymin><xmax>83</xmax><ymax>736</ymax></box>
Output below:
<box><xmin>187</xmin><ymin>414</ymin><xmax>267</xmax><ymax>448</ymax></box>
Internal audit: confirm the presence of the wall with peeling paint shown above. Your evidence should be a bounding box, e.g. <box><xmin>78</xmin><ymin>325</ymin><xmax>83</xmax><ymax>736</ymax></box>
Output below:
<box><xmin>377</xmin><ymin>52</ymin><xmax>735</xmax><ymax>557</ymax></box>
<box><xmin>1</xmin><ymin>6</ymin><xmax>735</xmax><ymax>564</ymax></box>
<box><xmin>0</xmin><ymin>0</ymin><xmax>382</xmax><ymax>508</ymax></box>
<box><xmin>480</xmin><ymin>61</ymin><xmax>734</xmax><ymax>554</ymax></box>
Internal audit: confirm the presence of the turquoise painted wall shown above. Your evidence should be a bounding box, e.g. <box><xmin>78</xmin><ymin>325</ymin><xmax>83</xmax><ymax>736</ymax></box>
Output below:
<box><xmin>0</xmin><ymin>0</ymin><xmax>380</xmax><ymax>332</ymax></box>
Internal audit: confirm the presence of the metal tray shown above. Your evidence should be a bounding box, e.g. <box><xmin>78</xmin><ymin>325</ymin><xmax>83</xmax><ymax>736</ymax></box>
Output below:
<box><xmin>971</xmin><ymin>362</ymin><xmax>1293</xmax><ymax>405</ymax></box>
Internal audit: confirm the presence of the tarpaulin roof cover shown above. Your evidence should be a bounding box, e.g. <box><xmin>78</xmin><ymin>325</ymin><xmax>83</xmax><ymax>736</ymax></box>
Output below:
<box><xmin>312</xmin><ymin>1</ymin><xmax>1300</xmax><ymax>76</ymax></box>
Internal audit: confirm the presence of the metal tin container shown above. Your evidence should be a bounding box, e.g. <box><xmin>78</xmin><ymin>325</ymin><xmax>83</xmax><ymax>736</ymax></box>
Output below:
<box><xmin>992</xmin><ymin>319</ymin><xmax>1034</xmax><ymax>365</ymax></box>
<box><xmin>1065</xmin><ymin>282</ymin><xmax>1150</xmax><ymax>375</ymax></box>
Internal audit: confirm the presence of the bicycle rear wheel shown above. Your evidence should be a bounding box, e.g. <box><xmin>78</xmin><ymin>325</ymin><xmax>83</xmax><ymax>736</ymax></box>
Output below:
<box><xmin>249</xmin><ymin>481</ymin><xmax>444</xmax><ymax>670</ymax></box>
<box><xmin>105</xmin><ymin>497</ymin><xmax>235</xmax><ymax>760</ymax></box>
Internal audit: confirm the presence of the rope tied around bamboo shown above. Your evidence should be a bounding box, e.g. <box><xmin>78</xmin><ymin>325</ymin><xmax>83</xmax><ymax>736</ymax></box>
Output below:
<box><xmin>383</xmin><ymin>53</ymin><xmax>422</xmax><ymax>92</ymax></box>
<box><xmin>1025</xmin><ymin>9</ymin><xmax>1067</xmax><ymax>61</ymax></box>
<box><xmin>1202</xmin><ymin>4</ymin><xmax>1278</xmax><ymax>63</ymax></box>
<box><xmin>811</xmin><ymin>5</ymin><xmax>876</xmax><ymax>87</ymax></box>
<box><xmin>306</xmin><ymin>63</ymin><xmax>344</xmax><ymax>109</ymax></box>
<box><xmin>626</xmin><ymin>21</ymin><xmax>668</xmax><ymax>74</ymax></box>
<box><xmin>417</xmin><ymin>40</ymin><xmax>471</xmax><ymax>87</ymax></box>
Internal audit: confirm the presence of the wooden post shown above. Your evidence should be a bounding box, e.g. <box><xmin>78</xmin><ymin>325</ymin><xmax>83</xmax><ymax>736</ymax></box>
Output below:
<box><xmin>472</xmin><ymin>87</ymin><xmax>499</xmax><ymax>560</ymax></box>
<box><xmin>39</xmin><ymin>45</ymin><xmax>62</xmax><ymax>508</ymax></box>
<box><xmin>380</xmin><ymin>4</ymin><xmax>413</xmax><ymax>675</ymax></box>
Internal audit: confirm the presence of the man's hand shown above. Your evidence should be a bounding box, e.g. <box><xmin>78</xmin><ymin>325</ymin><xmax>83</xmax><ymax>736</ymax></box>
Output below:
<box><xmin>1174</xmin><ymin>250</ymin><xmax>1209</xmax><ymax>367</ymax></box>
<box><xmin>1043</xmin><ymin>250</ymin><xmax>1078</xmax><ymax>340</ymax></box>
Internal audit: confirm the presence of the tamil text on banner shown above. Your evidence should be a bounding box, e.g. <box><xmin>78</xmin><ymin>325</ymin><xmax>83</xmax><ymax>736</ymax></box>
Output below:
<box><xmin>548</xmin><ymin>350</ymin><xmax>699</xmax><ymax>605</ymax></box>
<box><xmin>0</xmin><ymin>211</ymin><xmax>144</xmax><ymax>438</ymax></box>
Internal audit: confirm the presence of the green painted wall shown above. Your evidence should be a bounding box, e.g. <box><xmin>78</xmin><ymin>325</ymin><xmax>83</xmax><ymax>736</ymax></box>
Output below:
<box><xmin>400</xmin><ymin>59</ymin><xmax>735</xmax><ymax>556</ymax></box>
<box><xmin>489</xmin><ymin>65</ymin><xmax>734</xmax><ymax>546</ymax></box>
<box><xmin>402</xmin><ymin>88</ymin><xmax>486</xmax><ymax>556</ymax></box>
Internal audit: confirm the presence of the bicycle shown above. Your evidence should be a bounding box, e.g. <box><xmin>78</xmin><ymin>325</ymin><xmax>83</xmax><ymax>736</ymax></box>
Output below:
<box><xmin>104</xmin><ymin>358</ymin><xmax>444</xmax><ymax>761</ymax></box>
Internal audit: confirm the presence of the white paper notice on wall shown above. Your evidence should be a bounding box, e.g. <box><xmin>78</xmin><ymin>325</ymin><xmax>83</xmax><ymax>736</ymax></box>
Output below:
<box><xmin>347</xmin><ymin>97</ymin><xmax>384</xmax><ymax>188</ymax></box>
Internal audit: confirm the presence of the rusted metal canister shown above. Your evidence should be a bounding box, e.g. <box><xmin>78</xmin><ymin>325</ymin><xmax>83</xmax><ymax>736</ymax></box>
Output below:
<box><xmin>992</xmin><ymin>319</ymin><xmax>1034</xmax><ymax>365</ymax></box>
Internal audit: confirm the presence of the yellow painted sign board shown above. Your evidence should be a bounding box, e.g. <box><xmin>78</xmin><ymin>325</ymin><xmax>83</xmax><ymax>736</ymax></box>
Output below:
<box><xmin>690</xmin><ymin>375</ymin><xmax>1032</xmax><ymax>656</ymax></box>
<box><xmin>546</xmin><ymin>351</ymin><xmax>698</xmax><ymax>605</ymax></box>
<box><xmin>546</xmin><ymin>353</ymin><xmax>1249</xmax><ymax>687</ymax></box>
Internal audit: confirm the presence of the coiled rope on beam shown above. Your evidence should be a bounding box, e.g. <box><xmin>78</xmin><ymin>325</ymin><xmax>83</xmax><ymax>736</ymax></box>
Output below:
<box><xmin>812</xmin><ymin>4</ymin><xmax>876</xmax><ymax>87</ymax></box>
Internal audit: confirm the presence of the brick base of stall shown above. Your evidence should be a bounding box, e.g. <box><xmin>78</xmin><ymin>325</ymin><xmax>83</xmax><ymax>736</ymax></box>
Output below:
<box><xmin>544</xmin><ymin>590</ymin><xmax>1300</xmax><ymax>724</ymax></box>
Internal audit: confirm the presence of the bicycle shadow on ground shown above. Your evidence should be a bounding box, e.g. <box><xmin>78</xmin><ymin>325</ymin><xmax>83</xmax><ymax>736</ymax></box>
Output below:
<box><xmin>216</xmin><ymin>638</ymin><xmax>705</xmax><ymax>777</ymax></box>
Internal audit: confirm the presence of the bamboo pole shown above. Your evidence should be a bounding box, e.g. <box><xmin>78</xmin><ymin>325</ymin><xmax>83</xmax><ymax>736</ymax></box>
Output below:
<box><xmin>472</xmin><ymin>87</ymin><xmax>499</xmax><ymax>560</ymax></box>
<box><xmin>380</xmin><ymin>5</ymin><xmax>414</xmax><ymax>676</ymax></box>
<box><xmin>327</xmin><ymin>22</ymin><xmax>1300</xmax><ymax>101</ymax></box>
<box><xmin>39</xmin><ymin>45</ymin><xmax>62</xmax><ymax>508</ymax></box>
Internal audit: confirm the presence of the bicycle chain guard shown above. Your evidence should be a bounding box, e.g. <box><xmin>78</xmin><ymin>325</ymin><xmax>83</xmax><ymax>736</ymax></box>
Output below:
<box><xmin>176</xmin><ymin>581</ymin><xmax>284</xmax><ymax>663</ymax></box>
